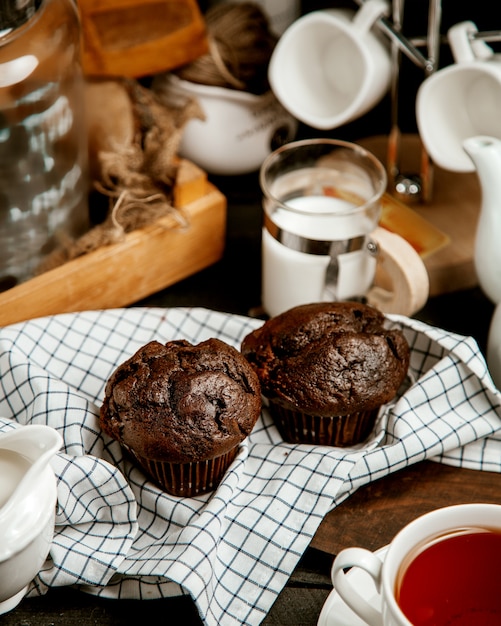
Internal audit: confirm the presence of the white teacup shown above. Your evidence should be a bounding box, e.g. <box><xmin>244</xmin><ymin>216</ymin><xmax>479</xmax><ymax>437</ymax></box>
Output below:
<box><xmin>268</xmin><ymin>0</ymin><xmax>392</xmax><ymax>130</ymax></box>
<box><xmin>332</xmin><ymin>503</ymin><xmax>501</xmax><ymax>626</ymax></box>
<box><xmin>416</xmin><ymin>20</ymin><xmax>501</xmax><ymax>173</ymax></box>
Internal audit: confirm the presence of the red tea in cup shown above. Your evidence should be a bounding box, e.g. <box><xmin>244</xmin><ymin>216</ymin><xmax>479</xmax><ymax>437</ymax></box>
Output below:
<box><xmin>395</xmin><ymin>528</ymin><xmax>501</xmax><ymax>625</ymax></box>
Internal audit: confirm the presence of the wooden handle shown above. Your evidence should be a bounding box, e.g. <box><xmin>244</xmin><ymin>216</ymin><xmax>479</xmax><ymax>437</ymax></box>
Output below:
<box><xmin>368</xmin><ymin>226</ymin><xmax>429</xmax><ymax>317</ymax></box>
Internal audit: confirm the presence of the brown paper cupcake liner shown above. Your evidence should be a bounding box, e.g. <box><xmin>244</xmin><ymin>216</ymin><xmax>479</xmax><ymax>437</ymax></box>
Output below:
<box><xmin>269</xmin><ymin>402</ymin><xmax>379</xmax><ymax>447</ymax></box>
<box><xmin>124</xmin><ymin>445</ymin><xmax>240</xmax><ymax>497</ymax></box>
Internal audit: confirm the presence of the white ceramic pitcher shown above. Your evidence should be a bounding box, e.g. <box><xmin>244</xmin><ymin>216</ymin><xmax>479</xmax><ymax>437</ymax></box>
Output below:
<box><xmin>463</xmin><ymin>135</ymin><xmax>501</xmax><ymax>389</ymax></box>
<box><xmin>0</xmin><ymin>424</ymin><xmax>62</xmax><ymax>614</ymax></box>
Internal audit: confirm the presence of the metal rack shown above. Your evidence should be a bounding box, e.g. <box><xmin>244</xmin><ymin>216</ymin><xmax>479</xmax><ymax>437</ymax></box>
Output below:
<box><xmin>358</xmin><ymin>0</ymin><xmax>501</xmax><ymax>203</ymax></box>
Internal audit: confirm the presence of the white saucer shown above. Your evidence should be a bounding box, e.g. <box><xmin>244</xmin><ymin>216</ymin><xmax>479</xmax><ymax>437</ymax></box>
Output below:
<box><xmin>317</xmin><ymin>546</ymin><xmax>388</xmax><ymax>626</ymax></box>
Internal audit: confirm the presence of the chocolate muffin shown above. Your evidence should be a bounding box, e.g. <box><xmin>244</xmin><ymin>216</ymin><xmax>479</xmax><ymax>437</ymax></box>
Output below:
<box><xmin>241</xmin><ymin>301</ymin><xmax>410</xmax><ymax>446</ymax></box>
<box><xmin>100</xmin><ymin>338</ymin><xmax>262</xmax><ymax>496</ymax></box>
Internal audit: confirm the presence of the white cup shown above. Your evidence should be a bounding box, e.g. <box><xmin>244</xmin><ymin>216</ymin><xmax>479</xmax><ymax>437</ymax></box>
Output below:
<box><xmin>260</xmin><ymin>138</ymin><xmax>429</xmax><ymax>318</ymax></box>
<box><xmin>268</xmin><ymin>0</ymin><xmax>392</xmax><ymax>130</ymax></box>
<box><xmin>332</xmin><ymin>503</ymin><xmax>501</xmax><ymax>626</ymax></box>
<box><xmin>153</xmin><ymin>74</ymin><xmax>298</xmax><ymax>175</ymax></box>
<box><xmin>416</xmin><ymin>20</ymin><xmax>501</xmax><ymax>173</ymax></box>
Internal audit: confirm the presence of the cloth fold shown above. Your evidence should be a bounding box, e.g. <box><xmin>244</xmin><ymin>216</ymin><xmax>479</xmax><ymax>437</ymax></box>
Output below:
<box><xmin>0</xmin><ymin>307</ymin><xmax>500</xmax><ymax>626</ymax></box>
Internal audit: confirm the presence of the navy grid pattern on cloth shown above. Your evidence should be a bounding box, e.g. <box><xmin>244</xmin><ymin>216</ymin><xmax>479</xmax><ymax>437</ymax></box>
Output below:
<box><xmin>1</xmin><ymin>307</ymin><xmax>501</xmax><ymax>626</ymax></box>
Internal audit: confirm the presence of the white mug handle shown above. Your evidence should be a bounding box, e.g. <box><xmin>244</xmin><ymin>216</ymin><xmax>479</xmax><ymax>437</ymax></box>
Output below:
<box><xmin>332</xmin><ymin>547</ymin><xmax>385</xmax><ymax>626</ymax></box>
<box><xmin>448</xmin><ymin>20</ymin><xmax>493</xmax><ymax>64</ymax></box>
<box><xmin>367</xmin><ymin>227</ymin><xmax>429</xmax><ymax>317</ymax></box>
<box><xmin>353</xmin><ymin>0</ymin><xmax>389</xmax><ymax>34</ymax></box>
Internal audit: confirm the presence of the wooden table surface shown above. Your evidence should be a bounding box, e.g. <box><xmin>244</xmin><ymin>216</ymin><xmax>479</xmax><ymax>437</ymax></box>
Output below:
<box><xmin>2</xmin><ymin>141</ymin><xmax>500</xmax><ymax>625</ymax></box>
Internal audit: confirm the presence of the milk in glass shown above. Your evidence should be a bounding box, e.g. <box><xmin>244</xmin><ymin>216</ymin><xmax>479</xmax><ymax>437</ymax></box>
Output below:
<box><xmin>262</xmin><ymin>194</ymin><xmax>376</xmax><ymax>317</ymax></box>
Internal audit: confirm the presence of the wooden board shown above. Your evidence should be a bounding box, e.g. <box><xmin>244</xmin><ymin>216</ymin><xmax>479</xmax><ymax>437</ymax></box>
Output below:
<box><xmin>360</xmin><ymin>135</ymin><xmax>481</xmax><ymax>296</ymax></box>
<box><xmin>0</xmin><ymin>160</ymin><xmax>226</xmax><ymax>327</ymax></box>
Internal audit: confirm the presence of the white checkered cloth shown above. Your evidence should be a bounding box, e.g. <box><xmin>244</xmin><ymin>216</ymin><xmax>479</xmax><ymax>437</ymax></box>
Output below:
<box><xmin>1</xmin><ymin>307</ymin><xmax>500</xmax><ymax>625</ymax></box>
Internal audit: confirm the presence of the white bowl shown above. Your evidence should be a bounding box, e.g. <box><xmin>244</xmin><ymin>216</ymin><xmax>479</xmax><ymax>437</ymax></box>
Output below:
<box><xmin>155</xmin><ymin>74</ymin><xmax>298</xmax><ymax>175</ymax></box>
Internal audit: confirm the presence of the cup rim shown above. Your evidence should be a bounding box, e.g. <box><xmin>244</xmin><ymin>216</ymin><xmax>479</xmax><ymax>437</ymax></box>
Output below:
<box><xmin>259</xmin><ymin>138</ymin><xmax>387</xmax><ymax>217</ymax></box>
<box><xmin>164</xmin><ymin>73</ymin><xmax>272</xmax><ymax>104</ymax></box>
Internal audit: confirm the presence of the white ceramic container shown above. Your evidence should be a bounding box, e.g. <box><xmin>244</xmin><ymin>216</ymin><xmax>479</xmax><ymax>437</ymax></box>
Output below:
<box><xmin>154</xmin><ymin>74</ymin><xmax>298</xmax><ymax>175</ymax></box>
<box><xmin>0</xmin><ymin>424</ymin><xmax>62</xmax><ymax>614</ymax></box>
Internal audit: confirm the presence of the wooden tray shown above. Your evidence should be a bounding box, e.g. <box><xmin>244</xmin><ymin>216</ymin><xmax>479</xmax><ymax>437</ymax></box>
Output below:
<box><xmin>0</xmin><ymin>160</ymin><xmax>226</xmax><ymax>327</ymax></box>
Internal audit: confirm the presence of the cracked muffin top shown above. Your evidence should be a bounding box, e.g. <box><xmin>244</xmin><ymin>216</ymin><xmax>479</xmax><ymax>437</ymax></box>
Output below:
<box><xmin>100</xmin><ymin>338</ymin><xmax>262</xmax><ymax>463</ymax></box>
<box><xmin>241</xmin><ymin>302</ymin><xmax>410</xmax><ymax>416</ymax></box>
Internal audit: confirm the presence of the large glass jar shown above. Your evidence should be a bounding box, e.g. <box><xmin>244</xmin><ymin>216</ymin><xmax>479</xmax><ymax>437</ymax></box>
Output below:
<box><xmin>0</xmin><ymin>0</ymin><xmax>88</xmax><ymax>290</ymax></box>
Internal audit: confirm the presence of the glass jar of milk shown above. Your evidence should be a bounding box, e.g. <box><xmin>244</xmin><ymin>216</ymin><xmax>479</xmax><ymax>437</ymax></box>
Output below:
<box><xmin>260</xmin><ymin>138</ymin><xmax>387</xmax><ymax>317</ymax></box>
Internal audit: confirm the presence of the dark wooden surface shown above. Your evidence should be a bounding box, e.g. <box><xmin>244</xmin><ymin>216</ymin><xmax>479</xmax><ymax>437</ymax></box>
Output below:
<box><xmin>312</xmin><ymin>461</ymin><xmax>501</xmax><ymax>556</ymax></box>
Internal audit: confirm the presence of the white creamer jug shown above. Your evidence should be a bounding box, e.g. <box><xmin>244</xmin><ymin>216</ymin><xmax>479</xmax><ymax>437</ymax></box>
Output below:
<box><xmin>0</xmin><ymin>424</ymin><xmax>62</xmax><ymax>614</ymax></box>
<box><xmin>463</xmin><ymin>136</ymin><xmax>501</xmax><ymax>389</ymax></box>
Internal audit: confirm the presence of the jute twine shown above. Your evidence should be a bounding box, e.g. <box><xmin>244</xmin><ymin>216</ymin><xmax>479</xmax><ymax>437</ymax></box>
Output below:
<box><xmin>175</xmin><ymin>2</ymin><xmax>277</xmax><ymax>94</ymax></box>
<box><xmin>37</xmin><ymin>80</ymin><xmax>204</xmax><ymax>274</ymax></box>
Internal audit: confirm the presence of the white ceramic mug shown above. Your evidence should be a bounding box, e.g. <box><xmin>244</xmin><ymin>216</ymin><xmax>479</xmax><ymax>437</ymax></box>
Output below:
<box><xmin>260</xmin><ymin>138</ymin><xmax>429</xmax><ymax>318</ymax></box>
<box><xmin>268</xmin><ymin>0</ymin><xmax>392</xmax><ymax>130</ymax></box>
<box><xmin>416</xmin><ymin>20</ymin><xmax>501</xmax><ymax>173</ymax></box>
<box><xmin>332</xmin><ymin>503</ymin><xmax>501</xmax><ymax>626</ymax></box>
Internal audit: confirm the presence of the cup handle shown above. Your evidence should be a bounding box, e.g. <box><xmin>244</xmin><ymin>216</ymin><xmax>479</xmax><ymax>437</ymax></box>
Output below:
<box><xmin>353</xmin><ymin>0</ymin><xmax>389</xmax><ymax>33</ymax></box>
<box><xmin>367</xmin><ymin>226</ymin><xmax>429</xmax><ymax>317</ymax></box>
<box><xmin>331</xmin><ymin>547</ymin><xmax>385</xmax><ymax>626</ymax></box>
<box><xmin>448</xmin><ymin>20</ymin><xmax>493</xmax><ymax>64</ymax></box>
